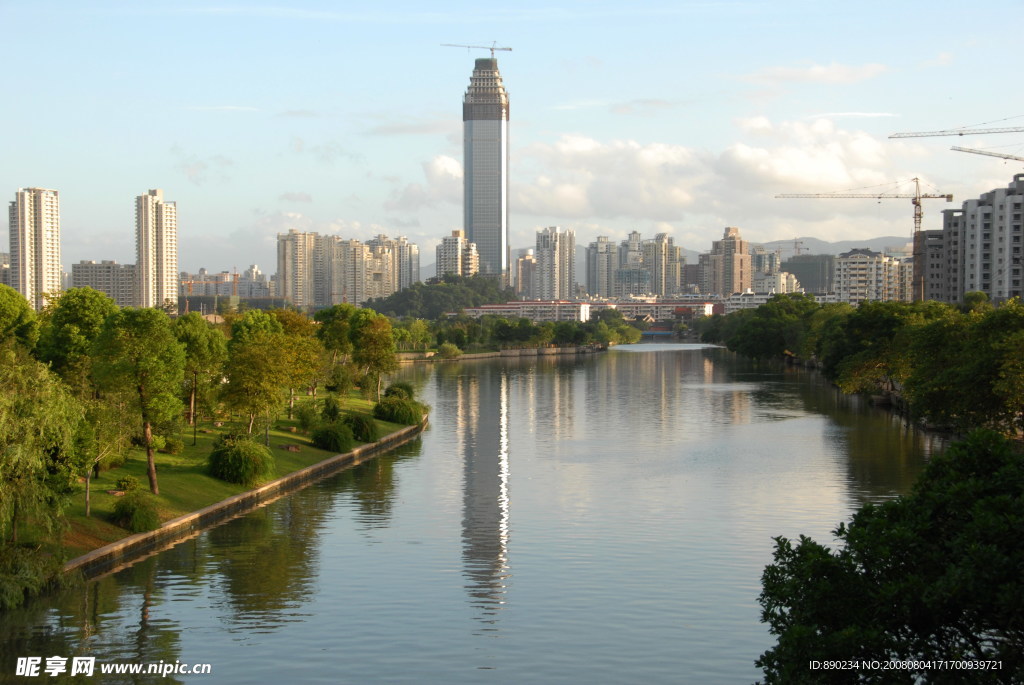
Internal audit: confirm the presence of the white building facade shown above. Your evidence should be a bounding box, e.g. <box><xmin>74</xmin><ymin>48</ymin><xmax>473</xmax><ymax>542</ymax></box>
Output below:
<box><xmin>136</xmin><ymin>189</ymin><xmax>178</xmax><ymax>309</ymax></box>
<box><xmin>9</xmin><ymin>187</ymin><xmax>62</xmax><ymax>310</ymax></box>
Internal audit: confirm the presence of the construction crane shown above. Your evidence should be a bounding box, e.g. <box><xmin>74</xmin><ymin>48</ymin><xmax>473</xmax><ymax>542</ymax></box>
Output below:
<box><xmin>890</xmin><ymin>126</ymin><xmax>1024</xmax><ymax>138</ymax></box>
<box><xmin>777</xmin><ymin>178</ymin><xmax>953</xmax><ymax>301</ymax></box>
<box><xmin>776</xmin><ymin>178</ymin><xmax>952</xmax><ymax>234</ymax></box>
<box><xmin>951</xmin><ymin>146</ymin><xmax>1024</xmax><ymax>163</ymax></box>
<box><xmin>441</xmin><ymin>43</ymin><xmax>512</xmax><ymax>58</ymax></box>
<box><xmin>792</xmin><ymin>239</ymin><xmax>806</xmax><ymax>256</ymax></box>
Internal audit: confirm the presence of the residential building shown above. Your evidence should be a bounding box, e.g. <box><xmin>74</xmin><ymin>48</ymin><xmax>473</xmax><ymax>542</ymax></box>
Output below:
<box><xmin>780</xmin><ymin>254</ymin><xmax>834</xmax><ymax>294</ymax></box>
<box><xmin>585</xmin><ymin>236</ymin><xmax>615</xmax><ymax>297</ymax></box>
<box><xmin>462</xmin><ymin>300</ymin><xmax>591</xmax><ymax>323</ymax></box>
<box><xmin>463</xmin><ymin>57</ymin><xmax>510</xmax><ymax>279</ymax></box>
<box><xmin>534</xmin><ymin>226</ymin><xmax>575</xmax><ymax>300</ymax></box>
<box><xmin>0</xmin><ymin>252</ymin><xmax>10</xmax><ymax>287</ymax></box>
<box><xmin>72</xmin><ymin>260</ymin><xmax>137</xmax><ymax>307</ymax></box>
<box><xmin>833</xmin><ymin>248</ymin><xmax>906</xmax><ymax>305</ymax></box>
<box><xmin>136</xmin><ymin>189</ymin><xmax>178</xmax><ymax>309</ymax></box>
<box><xmin>368</xmin><ymin>234</ymin><xmax>420</xmax><ymax>290</ymax></box>
<box><xmin>937</xmin><ymin>174</ymin><xmax>1024</xmax><ymax>303</ymax></box>
<box><xmin>277</xmin><ymin>229</ymin><xmax>318</xmax><ymax>308</ymax></box>
<box><xmin>753</xmin><ymin>271</ymin><xmax>802</xmax><ymax>295</ymax></box>
<box><xmin>704</xmin><ymin>227</ymin><xmax>752</xmax><ymax>297</ymax></box>
<box><xmin>642</xmin><ymin>232</ymin><xmax>683</xmax><ymax>296</ymax></box>
<box><xmin>9</xmin><ymin>187</ymin><xmax>62</xmax><ymax>310</ymax></box>
<box><xmin>436</xmin><ymin>230</ymin><xmax>479</xmax><ymax>278</ymax></box>
<box><xmin>515</xmin><ymin>251</ymin><xmax>537</xmax><ymax>300</ymax></box>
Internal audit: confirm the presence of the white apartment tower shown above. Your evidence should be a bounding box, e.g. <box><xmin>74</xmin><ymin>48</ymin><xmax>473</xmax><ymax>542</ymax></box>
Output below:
<box><xmin>136</xmin><ymin>189</ymin><xmax>178</xmax><ymax>309</ymax></box>
<box><xmin>534</xmin><ymin>226</ymin><xmax>575</xmax><ymax>300</ymax></box>
<box><xmin>436</xmin><ymin>230</ymin><xmax>479</xmax><ymax>278</ymax></box>
<box><xmin>463</xmin><ymin>57</ymin><xmax>510</xmax><ymax>280</ymax></box>
<box><xmin>9</xmin><ymin>187</ymin><xmax>62</xmax><ymax>310</ymax></box>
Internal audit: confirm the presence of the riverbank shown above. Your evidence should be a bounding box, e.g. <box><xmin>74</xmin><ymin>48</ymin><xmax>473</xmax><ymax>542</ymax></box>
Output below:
<box><xmin>397</xmin><ymin>344</ymin><xmax>604</xmax><ymax>363</ymax></box>
<box><xmin>65</xmin><ymin>416</ymin><xmax>426</xmax><ymax>580</ymax></box>
<box><xmin>62</xmin><ymin>398</ymin><xmax>427</xmax><ymax>579</ymax></box>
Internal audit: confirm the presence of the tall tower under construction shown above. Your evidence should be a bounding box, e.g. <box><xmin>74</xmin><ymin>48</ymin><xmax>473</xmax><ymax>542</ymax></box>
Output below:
<box><xmin>463</xmin><ymin>57</ymin><xmax>510</xmax><ymax>280</ymax></box>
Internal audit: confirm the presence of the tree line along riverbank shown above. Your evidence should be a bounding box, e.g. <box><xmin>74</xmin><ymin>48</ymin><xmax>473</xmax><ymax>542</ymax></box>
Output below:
<box><xmin>0</xmin><ymin>277</ymin><xmax>643</xmax><ymax>612</ymax></box>
<box><xmin>696</xmin><ymin>292</ymin><xmax>1024</xmax><ymax>436</ymax></box>
<box><xmin>694</xmin><ymin>291</ymin><xmax>1024</xmax><ymax>681</ymax></box>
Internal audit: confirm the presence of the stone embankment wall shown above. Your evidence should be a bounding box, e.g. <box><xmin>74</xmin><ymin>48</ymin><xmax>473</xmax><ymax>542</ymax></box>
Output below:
<box><xmin>65</xmin><ymin>419</ymin><xmax>427</xmax><ymax>580</ymax></box>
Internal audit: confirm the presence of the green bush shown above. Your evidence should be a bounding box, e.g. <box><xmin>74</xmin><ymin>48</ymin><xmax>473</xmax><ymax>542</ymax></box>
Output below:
<box><xmin>160</xmin><ymin>437</ymin><xmax>184</xmax><ymax>454</ymax></box>
<box><xmin>149</xmin><ymin>435</ymin><xmax>167</xmax><ymax>452</ymax></box>
<box><xmin>208</xmin><ymin>435</ymin><xmax>276</xmax><ymax>487</ymax></box>
<box><xmin>114</xmin><ymin>475</ymin><xmax>140</xmax><ymax>492</ymax></box>
<box><xmin>112</xmin><ymin>490</ymin><xmax>161</xmax><ymax>533</ymax></box>
<box><xmin>341</xmin><ymin>412</ymin><xmax>380</xmax><ymax>442</ymax></box>
<box><xmin>295</xmin><ymin>402</ymin><xmax>320</xmax><ymax>431</ymax></box>
<box><xmin>322</xmin><ymin>396</ymin><xmax>342</xmax><ymax>423</ymax></box>
<box><xmin>372</xmin><ymin>397</ymin><xmax>423</xmax><ymax>425</ymax></box>
<box><xmin>437</xmin><ymin>342</ymin><xmax>462</xmax><ymax>359</ymax></box>
<box><xmin>384</xmin><ymin>381</ymin><xmax>415</xmax><ymax>401</ymax></box>
<box><xmin>310</xmin><ymin>421</ymin><xmax>355</xmax><ymax>453</ymax></box>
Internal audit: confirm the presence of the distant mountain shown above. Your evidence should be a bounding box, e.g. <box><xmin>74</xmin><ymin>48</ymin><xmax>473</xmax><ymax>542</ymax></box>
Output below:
<box><xmin>758</xmin><ymin>236</ymin><xmax>912</xmax><ymax>257</ymax></box>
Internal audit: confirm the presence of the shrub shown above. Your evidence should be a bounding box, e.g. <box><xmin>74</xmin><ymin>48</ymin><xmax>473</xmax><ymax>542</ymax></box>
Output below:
<box><xmin>310</xmin><ymin>421</ymin><xmax>355</xmax><ymax>453</ymax></box>
<box><xmin>341</xmin><ymin>412</ymin><xmax>380</xmax><ymax>443</ymax></box>
<box><xmin>208</xmin><ymin>435</ymin><xmax>276</xmax><ymax>487</ymax></box>
<box><xmin>149</xmin><ymin>435</ymin><xmax>167</xmax><ymax>452</ymax></box>
<box><xmin>114</xmin><ymin>475</ymin><xmax>140</xmax><ymax>492</ymax></box>
<box><xmin>112</xmin><ymin>490</ymin><xmax>160</xmax><ymax>533</ymax></box>
<box><xmin>322</xmin><ymin>396</ymin><xmax>342</xmax><ymax>423</ymax></box>
<box><xmin>295</xmin><ymin>402</ymin><xmax>320</xmax><ymax>432</ymax></box>
<box><xmin>437</xmin><ymin>342</ymin><xmax>462</xmax><ymax>359</ymax></box>
<box><xmin>373</xmin><ymin>397</ymin><xmax>423</xmax><ymax>425</ymax></box>
<box><xmin>383</xmin><ymin>381</ymin><xmax>414</xmax><ymax>401</ymax></box>
<box><xmin>160</xmin><ymin>437</ymin><xmax>184</xmax><ymax>454</ymax></box>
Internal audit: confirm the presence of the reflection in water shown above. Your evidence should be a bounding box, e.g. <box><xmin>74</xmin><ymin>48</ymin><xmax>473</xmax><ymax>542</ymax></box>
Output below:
<box><xmin>443</xmin><ymin>366</ymin><xmax>512</xmax><ymax>626</ymax></box>
<box><xmin>0</xmin><ymin>346</ymin><xmax>949</xmax><ymax>685</ymax></box>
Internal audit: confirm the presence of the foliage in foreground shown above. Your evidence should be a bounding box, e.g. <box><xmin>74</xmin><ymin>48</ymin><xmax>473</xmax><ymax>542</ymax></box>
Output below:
<box><xmin>757</xmin><ymin>430</ymin><xmax>1024</xmax><ymax>684</ymax></box>
<box><xmin>111</xmin><ymin>490</ymin><xmax>161</xmax><ymax>533</ymax></box>
<box><xmin>372</xmin><ymin>396</ymin><xmax>424</xmax><ymax>426</ymax></box>
<box><xmin>207</xmin><ymin>435</ymin><xmax>276</xmax><ymax>487</ymax></box>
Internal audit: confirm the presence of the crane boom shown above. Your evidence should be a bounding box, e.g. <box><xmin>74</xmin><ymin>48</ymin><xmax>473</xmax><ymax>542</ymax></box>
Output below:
<box><xmin>889</xmin><ymin>126</ymin><xmax>1024</xmax><ymax>138</ymax></box>
<box><xmin>951</xmin><ymin>146</ymin><xmax>1024</xmax><ymax>163</ymax></box>
<box><xmin>442</xmin><ymin>43</ymin><xmax>512</xmax><ymax>58</ymax></box>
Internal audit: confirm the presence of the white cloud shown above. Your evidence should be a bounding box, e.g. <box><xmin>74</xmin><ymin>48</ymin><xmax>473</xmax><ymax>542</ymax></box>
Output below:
<box><xmin>385</xmin><ymin>155</ymin><xmax>462</xmax><ymax>211</ymax></box>
<box><xmin>745</xmin><ymin>62</ymin><xmax>888</xmax><ymax>85</ymax></box>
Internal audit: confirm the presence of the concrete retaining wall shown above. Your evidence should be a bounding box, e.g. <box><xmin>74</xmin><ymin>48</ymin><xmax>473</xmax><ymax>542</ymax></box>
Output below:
<box><xmin>64</xmin><ymin>419</ymin><xmax>428</xmax><ymax>580</ymax></box>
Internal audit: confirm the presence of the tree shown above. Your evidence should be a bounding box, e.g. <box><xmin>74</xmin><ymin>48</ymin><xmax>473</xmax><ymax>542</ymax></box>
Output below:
<box><xmin>93</xmin><ymin>309</ymin><xmax>185</xmax><ymax>495</ymax></box>
<box><xmin>314</xmin><ymin>303</ymin><xmax>357</xmax><ymax>366</ymax></box>
<box><xmin>222</xmin><ymin>330</ymin><xmax>290</xmax><ymax>435</ymax></box>
<box><xmin>0</xmin><ymin>284</ymin><xmax>39</xmax><ymax>350</ymax></box>
<box><xmin>0</xmin><ymin>345</ymin><xmax>84</xmax><ymax>545</ymax></box>
<box><xmin>173</xmin><ymin>312</ymin><xmax>228</xmax><ymax>443</ymax></box>
<box><xmin>352</xmin><ymin>314</ymin><xmax>398</xmax><ymax>401</ymax></box>
<box><xmin>36</xmin><ymin>287</ymin><xmax>118</xmax><ymax>395</ymax></box>
<box><xmin>757</xmin><ymin>430</ymin><xmax>1024</xmax><ymax>684</ymax></box>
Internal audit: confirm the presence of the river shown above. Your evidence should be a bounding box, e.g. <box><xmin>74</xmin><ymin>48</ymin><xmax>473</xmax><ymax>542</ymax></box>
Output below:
<box><xmin>0</xmin><ymin>344</ymin><xmax>946</xmax><ymax>683</ymax></box>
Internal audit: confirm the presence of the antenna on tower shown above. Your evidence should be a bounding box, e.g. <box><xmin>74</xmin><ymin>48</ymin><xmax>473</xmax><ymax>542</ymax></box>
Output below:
<box><xmin>442</xmin><ymin>42</ymin><xmax>512</xmax><ymax>58</ymax></box>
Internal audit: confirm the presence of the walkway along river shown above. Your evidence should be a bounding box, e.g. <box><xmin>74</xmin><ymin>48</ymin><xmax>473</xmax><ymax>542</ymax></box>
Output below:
<box><xmin>1</xmin><ymin>344</ymin><xmax>946</xmax><ymax>684</ymax></box>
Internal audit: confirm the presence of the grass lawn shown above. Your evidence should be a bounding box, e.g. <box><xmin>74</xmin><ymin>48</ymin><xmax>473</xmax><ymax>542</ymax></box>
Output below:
<box><xmin>63</xmin><ymin>395</ymin><xmax>408</xmax><ymax>557</ymax></box>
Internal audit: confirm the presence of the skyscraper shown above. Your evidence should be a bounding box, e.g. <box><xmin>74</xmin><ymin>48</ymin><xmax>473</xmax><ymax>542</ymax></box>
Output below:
<box><xmin>136</xmin><ymin>189</ymin><xmax>178</xmax><ymax>309</ymax></box>
<box><xmin>9</xmin><ymin>187</ymin><xmax>62</xmax><ymax>310</ymax></box>
<box><xmin>463</xmin><ymin>57</ymin><xmax>510</xmax><ymax>280</ymax></box>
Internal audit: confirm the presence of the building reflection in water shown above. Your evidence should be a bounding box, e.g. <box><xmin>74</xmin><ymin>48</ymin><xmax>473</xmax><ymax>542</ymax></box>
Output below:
<box><xmin>450</xmin><ymin>366</ymin><xmax>511</xmax><ymax>627</ymax></box>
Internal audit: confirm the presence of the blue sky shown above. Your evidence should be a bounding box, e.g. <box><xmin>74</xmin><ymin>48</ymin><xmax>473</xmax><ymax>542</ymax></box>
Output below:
<box><xmin>4</xmin><ymin>0</ymin><xmax>1024</xmax><ymax>273</ymax></box>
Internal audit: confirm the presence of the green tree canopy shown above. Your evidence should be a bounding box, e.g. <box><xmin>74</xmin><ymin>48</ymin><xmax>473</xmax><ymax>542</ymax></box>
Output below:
<box><xmin>0</xmin><ymin>284</ymin><xmax>39</xmax><ymax>350</ymax></box>
<box><xmin>173</xmin><ymin>312</ymin><xmax>228</xmax><ymax>435</ymax></box>
<box><xmin>93</xmin><ymin>308</ymin><xmax>185</xmax><ymax>494</ymax></box>
<box><xmin>757</xmin><ymin>430</ymin><xmax>1024</xmax><ymax>683</ymax></box>
<box><xmin>37</xmin><ymin>287</ymin><xmax>118</xmax><ymax>393</ymax></box>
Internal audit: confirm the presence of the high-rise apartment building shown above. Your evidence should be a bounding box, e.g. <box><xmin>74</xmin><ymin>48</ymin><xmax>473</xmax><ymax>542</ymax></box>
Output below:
<box><xmin>515</xmin><ymin>251</ymin><xmax>537</xmax><ymax>299</ymax></box>
<box><xmin>368</xmin><ymin>234</ymin><xmax>420</xmax><ymax>290</ymax></box>
<box><xmin>705</xmin><ymin>227</ymin><xmax>752</xmax><ymax>296</ymax></box>
<box><xmin>935</xmin><ymin>174</ymin><xmax>1024</xmax><ymax>303</ymax></box>
<box><xmin>642</xmin><ymin>233</ymin><xmax>683</xmax><ymax>297</ymax></box>
<box><xmin>533</xmin><ymin>226</ymin><xmax>575</xmax><ymax>300</ymax></box>
<box><xmin>833</xmin><ymin>248</ymin><xmax>906</xmax><ymax>305</ymax></box>
<box><xmin>463</xmin><ymin>57</ymin><xmax>510</xmax><ymax>280</ymax></box>
<box><xmin>436</xmin><ymin>230</ymin><xmax>479</xmax><ymax>278</ymax></box>
<box><xmin>9</xmin><ymin>187</ymin><xmax>62</xmax><ymax>310</ymax></box>
<box><xmin>586</xmin><ymin>236</ymin><xmax>616</xmax><ymax>297</ymax></box>
<box><xmin>136</xmin><ymin>189</ymin><xmax>178</xmax><ymax>309</ymax></box>
<box><xmin>0</xmin><ymin>252</ymin><xmax>11</xmax><ymax>288</ymax></box>
<box><xmin>72</xmin><ymin>260</ymin><xmax>137</xmax><ymax>307</ymax></box>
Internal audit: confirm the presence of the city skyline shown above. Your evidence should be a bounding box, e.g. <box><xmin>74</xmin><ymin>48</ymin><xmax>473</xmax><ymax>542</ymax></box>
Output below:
<box><xmin>3</xmin><ymin>1</ymin><xmax>1023</xmax><ymax>274</ymax></box>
